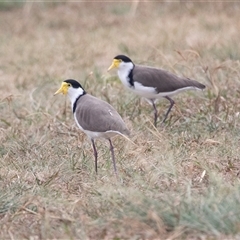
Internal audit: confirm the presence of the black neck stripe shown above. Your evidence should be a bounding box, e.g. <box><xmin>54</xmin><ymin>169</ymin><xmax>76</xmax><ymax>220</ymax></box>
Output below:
<box><xmin>73</xmin><ymin>92</ymin><xmax>86</xmax><ymax>113</ymax></box>
<box><xmin>128</xmin><ymin>64</ymin><xmax>135</xmax><ymax>87</ymax></box>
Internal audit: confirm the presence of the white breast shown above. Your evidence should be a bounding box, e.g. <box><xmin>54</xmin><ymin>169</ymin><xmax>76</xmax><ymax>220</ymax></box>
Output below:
<box><xmin>117</xmin><ymin>61</ymin><xmax>135</xmax><ymax>89</ymax></box>
<box><xmin>118</xmin><ymin>69</ymin><xmax>132</xmax><ymax>88</ymax></box>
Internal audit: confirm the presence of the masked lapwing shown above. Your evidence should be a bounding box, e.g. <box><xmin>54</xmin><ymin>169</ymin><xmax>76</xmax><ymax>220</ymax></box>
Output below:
<box><xmin>54</xmin><ymin>79</ymin><xmax>130</xmax><ymax>175</ymax></box>
<box><xmin>108</xmin><ymin>55</ymin><xmax>205</xmax><ymax>126</ymax></box>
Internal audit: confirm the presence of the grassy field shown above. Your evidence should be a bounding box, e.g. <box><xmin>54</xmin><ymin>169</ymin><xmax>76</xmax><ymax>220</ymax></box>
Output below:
<box><xmin>1</xmin><ymin>2</ymin><xmax>240</xmax><ymax>239</ymax></box>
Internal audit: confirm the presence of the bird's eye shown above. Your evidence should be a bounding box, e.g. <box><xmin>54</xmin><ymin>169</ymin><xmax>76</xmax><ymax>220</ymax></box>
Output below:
<box><xmin>68</xmin><ymin>83</ymin><xmax>71</xmax><ymax>87</ymax></box>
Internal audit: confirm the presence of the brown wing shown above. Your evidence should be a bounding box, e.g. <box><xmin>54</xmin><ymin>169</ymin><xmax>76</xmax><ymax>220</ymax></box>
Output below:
<box><xmin>133</xmin><ymin>65</ymin><xmax>205</xmax><ymax>93</ymax></box>
<box><xmin>75</xmin><ymin>94</ymin><xmax>129</xmax><ymax>135</ymax></box>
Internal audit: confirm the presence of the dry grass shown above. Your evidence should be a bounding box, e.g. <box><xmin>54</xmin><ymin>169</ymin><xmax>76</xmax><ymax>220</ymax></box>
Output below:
<box><xmin>1</xmin><ymin>2</ymin><xmax>240</xmax><ymax>239</ymax></box>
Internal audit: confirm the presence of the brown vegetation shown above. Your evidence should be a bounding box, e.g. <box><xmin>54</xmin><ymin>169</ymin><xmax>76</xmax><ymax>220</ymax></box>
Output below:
<box><xmin>1</xmin><ymin>2</ymin><xmax>240</xmax><ymax>239</ymax></box>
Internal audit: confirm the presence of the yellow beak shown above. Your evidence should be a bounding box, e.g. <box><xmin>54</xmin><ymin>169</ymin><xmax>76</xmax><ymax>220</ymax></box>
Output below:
<box><xmin>54</xmin><ymin>82</ymin><xmax>68</xmax><ymax>95</ymax></box>
<box><xmin>107</xmin><ymin>59</ymin><xmax>120</xmax><ymax>71</ymax></box>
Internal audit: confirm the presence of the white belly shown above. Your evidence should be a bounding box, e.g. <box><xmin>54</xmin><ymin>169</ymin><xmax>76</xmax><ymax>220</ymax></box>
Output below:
<box><xmin>126</xmin><ymin>81</ymin><xmax>200</xmax><ymax>99</ymax></box>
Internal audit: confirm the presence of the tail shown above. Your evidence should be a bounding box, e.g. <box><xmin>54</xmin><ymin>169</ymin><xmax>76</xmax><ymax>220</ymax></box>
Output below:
<box><xmin>110</xmin><ymin>130</ymin><xmax>136</xmax><ymax>146</ymax></box>
<box><xmin>186</xmin><ymin>78</ymin><xmax>206</xmax><ymax>90</ymax></box>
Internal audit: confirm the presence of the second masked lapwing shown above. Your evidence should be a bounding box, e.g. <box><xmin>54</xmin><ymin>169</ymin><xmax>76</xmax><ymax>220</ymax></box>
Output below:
<box><xmin>54</xmin><ymin>79</ymin><xmax>130</xmax><ymax>175</ymax></box>
<box><xmin>108</xmin><ymin>55</ymin><xmax>205</xmax><ymax>126</ymax></box>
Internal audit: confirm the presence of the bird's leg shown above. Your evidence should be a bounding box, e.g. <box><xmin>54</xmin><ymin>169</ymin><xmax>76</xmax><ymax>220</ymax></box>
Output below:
<box><xmin>151</xmin><ymin>99</ymin><xmax>158</xmax><ymax>127</ymax></box>
<box><xmin>162</xmin><ymin>96</ymin><xmax>175</xmax><ymax>123</ymax></box>
<box><xmin>108</xmin><ymin>139</ymin><xmax>117</xmax><ymax>175</ymax></box>
<box><xmin>91</xmin><ymin>139</ymin><xmax>98</xmax><ymax>174</ymax></box>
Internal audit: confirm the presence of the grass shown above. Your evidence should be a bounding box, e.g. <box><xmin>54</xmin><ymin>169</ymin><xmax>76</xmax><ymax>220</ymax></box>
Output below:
<box><xmin>1</xmin><ymin>2</ymin><xmax>240</xmax><ymax>239</ymax></box>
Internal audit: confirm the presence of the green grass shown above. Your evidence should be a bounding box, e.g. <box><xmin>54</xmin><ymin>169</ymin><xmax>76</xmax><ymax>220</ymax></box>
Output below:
<box><xmin>1</xmin><ymin>2</ymin><xmax>240</xmax><ymax>239</ymax></box>
<box><xmin>0</xmin><ymin>1</ymin><xmax>24</xmax><ymax>11</ymax></box>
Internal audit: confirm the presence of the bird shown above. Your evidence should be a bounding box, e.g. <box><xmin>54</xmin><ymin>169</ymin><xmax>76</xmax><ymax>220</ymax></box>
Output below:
<box><xmin>108</xmin><ymin>55</ymin><xmax>206</xmax><ymax>127</ymax></box>
<box><xmin>54</xmin><ymin>79</ymin><xmax>130</xmax><ymax>175</ymax></box>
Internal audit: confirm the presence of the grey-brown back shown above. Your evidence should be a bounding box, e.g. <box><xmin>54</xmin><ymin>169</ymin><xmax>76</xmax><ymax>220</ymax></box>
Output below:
<box><xmin>133</xmin><ymin>65</ymin><xmax>205</xmax><ymax>93</ymax></box>
<box><xmin>75</xmin><ymin>94</ymin><xmax>129</xmax><ymax>135</ymax></box>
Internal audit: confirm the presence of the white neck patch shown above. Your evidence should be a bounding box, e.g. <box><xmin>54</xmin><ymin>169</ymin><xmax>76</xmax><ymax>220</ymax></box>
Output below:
<box><xmin>117</xmin><ymin>61</ymin><xmax>134</xmax><ymax>88</ymax></box>
<box><xmin>67</xmin><ymin>87</ymin><xmax>85</xmax><ymax>110</ymax></box>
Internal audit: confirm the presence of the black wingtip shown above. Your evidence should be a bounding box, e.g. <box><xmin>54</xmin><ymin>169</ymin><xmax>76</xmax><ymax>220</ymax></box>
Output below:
<box><xmin>200</xmin><ymin>83</ymin><xmax>206</xmax><ymax>90</ymax></box>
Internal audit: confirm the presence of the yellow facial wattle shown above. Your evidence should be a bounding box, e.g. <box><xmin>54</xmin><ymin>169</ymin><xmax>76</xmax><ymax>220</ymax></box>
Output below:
<box><xmin>54</xmin><ymin>82</ymin><xmax>69</xmax><ymax>95</ymax></box>
<box><xmin>107</xmin><ymin>59</ymin><xmax>121</xmax><ymax>71</ymax></box>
